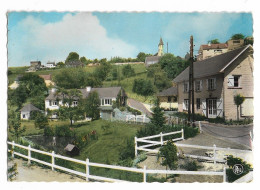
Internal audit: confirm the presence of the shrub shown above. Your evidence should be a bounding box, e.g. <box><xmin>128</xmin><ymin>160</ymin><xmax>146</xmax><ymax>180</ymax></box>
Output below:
<box><xmin>119</xmin><ymin>138</ymin><xmax>135</xmax><ymax>160</ymax></box>
<box><xmin>126</xmin><ymin>106</ymin><xmax>142</xmax><ymax>115</ymax></box>
<box><xmin>54</xmin><ymin>125</ymin><xmax>74</xmax><ymax>137</ymax></box>
<box><xmin>180</xmin><ymin>158</ymin><xmax>202</xmax><ymax>171</ymax></box>
<box><xmin>226</xmin><ymin>155</ymin><xmax>252</xmax><ymax>182</ymax></box>
<box><xmin>158</xmin><ymin>140</ymin><xmax>178</xmax><ymax>170</ymax></box>
<box><xmin>44</xmin><ymin>126</ymin><xmax>54</xmax><ymax>136</ymax></box>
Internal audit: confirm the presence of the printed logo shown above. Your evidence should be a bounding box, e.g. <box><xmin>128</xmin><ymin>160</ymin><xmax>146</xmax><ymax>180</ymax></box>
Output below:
<box><xmin>233</xmin><ymin>164</ymin><xmax>244</xmax><ymax>175</ymax></box>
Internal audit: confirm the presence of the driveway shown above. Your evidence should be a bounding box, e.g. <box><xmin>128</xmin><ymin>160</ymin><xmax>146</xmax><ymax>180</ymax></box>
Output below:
<box><xmin>200</xmin><ymin>123</ymin><xmax>253</xmax><ymax>149</ymax></box>
<box><xmin>127</xmin><ymin>98</ymin><xmax>152</xmax><ymax>117</ymax></box>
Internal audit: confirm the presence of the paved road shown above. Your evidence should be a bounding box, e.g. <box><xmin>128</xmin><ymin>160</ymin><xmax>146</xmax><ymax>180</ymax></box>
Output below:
<box><xmin>127</xmin><ymin>98</ymin><xmax>152</xmax><ymax>117</ymax></box>
<box><xmin>201</xmin><ymin>123</ymin><xmax>253</xmax><ymax>149</ymax></box>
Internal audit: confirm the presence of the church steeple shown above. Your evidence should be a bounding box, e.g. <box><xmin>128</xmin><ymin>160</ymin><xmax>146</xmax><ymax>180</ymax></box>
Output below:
<box><xmin>157</xmin><ymin>37</ymin><xmax>164</xmax><ymax>56</ymax></box>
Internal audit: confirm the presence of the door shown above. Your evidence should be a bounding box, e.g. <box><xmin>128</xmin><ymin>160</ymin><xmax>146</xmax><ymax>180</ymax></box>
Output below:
<box><xmin>208</xmin><ymin>99</ymin><xmax>217</xmax><ymax>118</ymax></box>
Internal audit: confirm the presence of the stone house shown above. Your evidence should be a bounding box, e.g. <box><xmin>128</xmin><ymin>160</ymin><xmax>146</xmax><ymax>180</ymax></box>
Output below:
<box><xmin>30</xmin><ymin>61</ymin><xmax>41</xmax><ymax>69</ymax></box>
<box><xmin>173</xmin><ymin>45</ymin><xmax>253</xmax><ymax>120</ymax></box>
<box><xmin>157</xmin><ymin>86</ymin><xmax>178</xmax><ymax>110</ymax></box>
<box><xmin>46</xmin><ymin>62</ymin><xmax>56</xmax><ymax>68</ymax></box>
<box><xmin>45</xmin><ymin>86</ymin><xmax>127</xmax><ymax>120</ymax></box>
<box><xmin>197</xmin><ymin>43</ymin><xmax>228</xmax><ymax>61</ymax></box>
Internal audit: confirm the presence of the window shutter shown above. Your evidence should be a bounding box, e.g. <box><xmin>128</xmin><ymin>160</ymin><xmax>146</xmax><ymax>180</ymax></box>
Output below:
<box><xmin>183</xmin><ymin>101</ymin><xmax>186</xmax><ymax>110</ymax></box>
<box><xmin>206</xmin><ymin>79</ymin><xmax>208</xmax><ymax>90</ymax></box>
<box><xmin>214</xmin><ymin>78</ymin><xmax>217</xmax><ymax>89</ymax></box>
<box><xmin>202</xmin><ymin>99</ymin><xmax>207</xmax><ymax>116</ymax></box>
<box><xmin>200</xmin><ymin>80</ymin><xmax>203</xmax><ymax>91</ymax></box>
<box><xmin>228</xmin><ymin>76</ymin><xmax>234</xmax><ymax>87</ymax></box>
<box><xmin>217</xmin><ymin>98</ymin><xmax>223</xmax><ymax>117</ymax></box>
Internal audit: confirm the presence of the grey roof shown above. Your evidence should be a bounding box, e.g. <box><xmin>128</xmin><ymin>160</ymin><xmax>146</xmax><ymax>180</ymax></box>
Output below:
<box><xmin>157</xmin><ymin>86</ymin><xmax>177</xmax><ymax>96</ymax></box>
<box><xmin>173</xmin><ymin>45</ymin><xmax>251</xmax><ymax>83</ymax></box>
<box><xmin>145</xmin><ymin>56</ymin><xmax>161</xmax><ymax>65</ymax></box>
<box><xmin>46</xmin><ymin>87</ymin><xmax>123</xmax><ymax>100</ymax></box>
<box><xmin>20</xmin><ymin>103</ymin><xmax>40</xmax><ymax>112</ymax></box>
<box><xmin>64</xmin><ymin>144</ymin><xmax>76</xmax><ymax>151</ymax></box>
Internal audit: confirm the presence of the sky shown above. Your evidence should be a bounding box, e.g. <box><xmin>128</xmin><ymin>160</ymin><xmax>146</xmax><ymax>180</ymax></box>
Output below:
<box><xmin>7</xmin><ymin>12</ymin><xmax>253</xmax><ymax>67</ymax></box>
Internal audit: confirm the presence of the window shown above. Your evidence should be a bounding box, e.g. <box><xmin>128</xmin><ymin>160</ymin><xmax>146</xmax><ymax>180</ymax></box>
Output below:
<box><xmin>207</xmin><ymin>78</ymin><xmax>216</xmax><ymax>90</ymax></box>
<box><xmin>228</xmin><ymin>75</ymin><xmax>240</xmax><ymax>88</ymax></box>
<box><xmin>196</xmin><ymin>98</ymin><xmax>201</xmax><ymax>109</ymax></box>
<box><xmin>183</xmin><ymin>82</ymin><xmax>189</xmax><ymax>93</ymax></box>
<box><xmin>101</xmin><ymin>98</ymin><xmax>112</xmax><ymax>106</ymax></box>
<box><xmin>23</xmin><ymin>114</ymin><xmax>26</xmax><ymax>118</ymax></box>
<box><xmin>195</xmin><ymin>80</ymin><xmax>202</xmax><ymax>92</ymax></box>
<box><xmin>168</xmin><ymin>96</ymin><xmax>172</xmax><ymax>102</ymax></box>
<box><xmin>53</xmin><ymin>101</ymin><xmax>57</xmax><ymax>106</ymax></box>
<box><xmin>184</xmin><ymin>99</ymin><xmax>189</xmax><ymax>111</ymax></box>
<box><xmin>73</xmin><ymin>101</ymin><xmax>78</xmax><ymax>106</ymax></box>
<box><xmin>49</xmin><ymin>100</ymin><xmax>51</xmax><ymax>106</ymax></box>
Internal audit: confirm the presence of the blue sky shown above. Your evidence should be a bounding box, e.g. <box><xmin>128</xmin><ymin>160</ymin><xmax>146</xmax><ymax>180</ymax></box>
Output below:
<box><xmin>7</xmin><ymin>12</ymin><xmax>253</xmax><ymax>67</ymax></box>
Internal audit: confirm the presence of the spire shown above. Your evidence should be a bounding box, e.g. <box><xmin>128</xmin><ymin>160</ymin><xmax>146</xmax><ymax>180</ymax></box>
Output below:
<box><xmin>159</xmin><ymin>37</ymin><xmax>164</xmax><ymax>46</ymax></box>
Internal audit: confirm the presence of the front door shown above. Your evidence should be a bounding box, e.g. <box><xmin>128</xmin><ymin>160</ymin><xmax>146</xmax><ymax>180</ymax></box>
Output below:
<box><xmin>208</xmin><ymin>99</ymin><xmax>217</xmax><ymax>118</ymax></box>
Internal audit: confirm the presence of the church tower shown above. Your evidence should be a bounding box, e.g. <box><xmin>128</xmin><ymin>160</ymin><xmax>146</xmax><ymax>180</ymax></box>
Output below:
<box><xmin>157</xmin><ymin>37</ymin><xmax>164</xmax><ymax>56</ymax></box>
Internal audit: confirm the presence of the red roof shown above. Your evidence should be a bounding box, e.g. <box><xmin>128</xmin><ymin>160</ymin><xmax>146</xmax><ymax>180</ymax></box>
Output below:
<box><xmin>200</xmin><ymin>43</ymin><xmax>228</xmax><ymax>50</ymax></box>
<box><xmin>39</xmin><ymin>74</ymin><xmax>52</xmax><ymax>80</ymax></box>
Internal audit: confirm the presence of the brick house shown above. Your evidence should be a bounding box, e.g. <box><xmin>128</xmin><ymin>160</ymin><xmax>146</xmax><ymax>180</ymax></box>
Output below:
<box><xmin>173</xmin><ymin>45</ymin><xmax>253</xmax><ymax>120</ymax></box>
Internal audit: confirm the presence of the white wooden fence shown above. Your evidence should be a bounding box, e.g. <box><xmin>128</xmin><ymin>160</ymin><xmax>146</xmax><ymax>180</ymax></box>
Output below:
<box><xmin>7</xmin><ymin>141</ymin><xmax>226</xmax><ymax>182</ymax></box>
<box><xmin>135</xmin><ymin>129</ymin><xmax>184</xmax><ymax>156</ymax></box>
<box><xmin>126</xmin><ymin>114</ymin><xmax>149</xmax><ymax>123</ymax></box>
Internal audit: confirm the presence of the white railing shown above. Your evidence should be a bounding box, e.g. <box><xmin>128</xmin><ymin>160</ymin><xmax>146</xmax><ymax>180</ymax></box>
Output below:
<box><xmin>135</xmin><ymin>129</ymin><xmax>184</xmax><ymax>156</ymax></box>
<box><xmin>7</xmin><ymin>141</ymin><xmax>226</xmax><ymax>182</ymax></box>
<box><xmin>126</xmin><ymin>114</ymin><xmax>149</xmax><ymax>123</ymax></box>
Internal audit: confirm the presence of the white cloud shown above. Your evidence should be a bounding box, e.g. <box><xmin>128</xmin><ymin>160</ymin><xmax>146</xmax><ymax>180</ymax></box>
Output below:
<box><xmin>8</xmin><ymin>13</ymin><xmax>138</xmax><ymax>66</ymax></box>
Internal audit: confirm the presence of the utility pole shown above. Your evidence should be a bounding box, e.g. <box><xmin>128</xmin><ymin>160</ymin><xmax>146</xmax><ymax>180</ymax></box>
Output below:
<box><xmin>188</xmin><ymin>35</ymin><xmax>195</xmax><ymax>123</ymax></box>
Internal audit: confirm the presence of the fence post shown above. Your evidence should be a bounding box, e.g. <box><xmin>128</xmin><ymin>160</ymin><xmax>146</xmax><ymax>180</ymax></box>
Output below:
<box><xmin>213</xmin><ymin>144</ymin><xmax>216</xmax><ymax>164</ymax></box>
<box><xmin>143</xmin><ymin>165</ymin><xmax>147</xmax><ymax>183</ymax></box>
<box><xmin>135</xmin><ymin>137</ymin><xmax>138</xmax><ymax>157</ymax></box>
<box><xmin>181</xmin><ymin>129</ymin><xmax>184</xmax><ymax>140</ymax></box>
<box><xmin>52</xmin><ymin>151</ymin><xmax>55</xmax><ymax>171</ymax></box>
<box><xmin>160</xmin><ymin>132</ymin><xmax>163</xmax><ymax>145</ymax></box>
<box><xmin>223</xmin><ymin>167</ymin><xmax>226</xmax><ymax>183</ymax></box>
<box><xmin>12</xmin><ymin>141</ymin><xmax>15</xmax><ymax>158</ymax></box>
<box><xmin>28</xmin><ymin>145</ymin><xmax>31</xmax><ymax>165</ymax></box>
<box><xmin>86</xmin><ymin>158</ymin><xmax>89</xmax><ymax>181</ymax></box>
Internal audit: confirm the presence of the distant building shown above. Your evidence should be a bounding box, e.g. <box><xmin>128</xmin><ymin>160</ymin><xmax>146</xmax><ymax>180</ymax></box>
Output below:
<box><xmin>20</xmin><ymin>103</ymin><xmax>40</xmax><ymax>120</ymax></box>
<box><xmin>157</xmin><ymin>86</ymin><xmax>178</xmax><ymax>110</ymax></box>
<box><xmin>30</xmin><ymin>61</ymin><xmax>41</xmax><ymax>69</ymax></box>
<box><xmin>46</xmin><ymin>62</ymin><xmax>56</xmax><ymax>68</ymax></box>
<box><xmin>197</xmin><ymin>43</ymin><xmax>228</xmax><ymax>61</ymax></box>
<box><xmin>65</xmin><ymin>60</ymin><xmax>84</xmax><ymax>67</ymax></box>
<box><xmin>145</xmin><ymin>37</ymin><xmax>165</xmax><ymax>66</ymax></box>
<box><xmin>227</xmin><ymin>39</ymin><xmax>245</xmax><ymax>50</ymax></box>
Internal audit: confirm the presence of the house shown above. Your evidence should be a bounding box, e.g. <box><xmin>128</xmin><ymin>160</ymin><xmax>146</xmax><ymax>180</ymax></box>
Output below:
<box><xmin>46</xmin><ymin>62</ymin><xmax>56</xmax><ymax>68</ymax></box>
<box><xmin>30</xmin><ymin>61</ymin><xmax>41</xmax><ymax>69</ymax></box>
<box><xmin>197</xmin><ymin>43</ymin><xmax>228</xmax><ymax>61</ymax></box>
<box><xmin>65</xmin><ymin>60</ymin><xmax>84</xmax><ymax>67</ymax></box>
<box><xmin>173</xmin><ymin>45</ymin><xmax>253</xmax><ymax>120</ymax></box>
<box><xmin>20</xmin><ymin>103</ymin><xmax>40</xmax><ymax>120</ymax></box>
<box><xmin>157</xmin><ymin>86</ymin><xmax>178</xmax><ymax>110</ymax></box>
<box><xmin>45</xmin><ymin>86</ymin><xmax>127</xmax><ymax>120</ymax></box>
<box><xmin>227</xmin><ymin>39</ymin><xmax>245</xmax><ymax>50</ymax></box>
<box><xmin>9</xmin><ymin>75</ymin><xmax>23</xmax><ymax>89</ymax></box>
<box><xmin>64</xmin><ymin>144</ymin><xmax>80</xmax><ymax>156</ymax></box>
<box><xmin>39</xmin><ymin>74</ymin><xmax>55</xmax><ymax>87</ymax></box>
<box><xmin>145</xmin><ymin>37</ymin><xmax>164</xmax><ymax>66</ymax></box>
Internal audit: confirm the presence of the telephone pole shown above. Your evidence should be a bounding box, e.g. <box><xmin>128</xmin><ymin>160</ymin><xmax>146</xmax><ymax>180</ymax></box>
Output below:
<box><xmin>188</xmin><ymin>35</ymin><xmax>195</xmax><ymax>123</ymax></box>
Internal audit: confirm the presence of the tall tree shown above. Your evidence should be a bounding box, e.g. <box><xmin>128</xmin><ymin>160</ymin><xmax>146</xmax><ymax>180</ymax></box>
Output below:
<box><xmin>209</xmin><ymin>39</ymin><xmax>220</xmax><ymax>44</ymax></box>
<box><xmin>34</xmin><ymin>112</ymin><xmax>49</xmax><ymax>129</ymax></box>
<box><xmin>9</xmin><ymin>112</ymin><xmax>26</xmax><ymax>142</ymax></box>
<box><xmin>132</xmin><ymin>79</ymin><xmax>155</xmax><ymax>101</ymax></box>
<box><xmin>150</xmin><ymin>98</ymin><xmax>165</xmax><ymax>129</ymax></box>
<box><xmin>65</xmin><ymin>52</ymin><xmax>80</xmax><ymax>63</ymax></box>
<box><xmin>231</xmin><ymin>33</ymin><xmax>245</xmax><ymax>40</ymax></box>
<box><xmin>122</xmin><ymin>64</ymin><xmax>135</xmax><ymax>78</ymax></box>
<box><xmin>234</xmin><ymin>94</ymin><xmax>245</xmax><ymax>121</ymax></box>
<box><xmin>158</xmin><ymin>140</ymin><xmax>178</xmax><ymax>171</ymax></box>
<box><xmin>85</xmin><ymin>91</ymin><xmax>100</xmax><ymax>120</ymax></box>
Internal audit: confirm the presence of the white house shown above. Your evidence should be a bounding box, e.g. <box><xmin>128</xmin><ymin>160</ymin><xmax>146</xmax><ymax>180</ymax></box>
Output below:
<box><xmin>46</xmin><ymin>62</ymin><xmax>56</xmax><ymax>68</ymax></box>
<box><xmin>20</xmin><ymin>103</ymin><xmax>40</xmax><ymax>120</ymax></box>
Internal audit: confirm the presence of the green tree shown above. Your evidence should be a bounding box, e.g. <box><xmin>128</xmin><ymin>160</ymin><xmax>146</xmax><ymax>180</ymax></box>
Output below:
<box><xmin>93</xmin><ymin>62</ymin><xmax>112</xmax><ymax>81</ymax></box>
<box><xmin>57</xmin><ymin>61</ymin><xmax>65</xmax><ymax>68</ymax></box>
<box><xmin>234</xmin><ymin>94</ymin><xmax>245</xmax><ymax>121</ymax></box>
<box><xmin>244</xmin><ymin>36</ymin><xmax>254</xmax><ymax>45</ymax></box>
<box><xmin>9</xmin><ymin>112</ymin><xmax>26</xmax><ymax>142</ymax></box>
<box><xmin>34</xmin><ymin>112</ymin><xmax>49</xmax><ymax>129</ymax></box>
<box><xmin>65</xmin><ymin>52</ymin><xmax>79</xmax><ymax>63</ymax></box>
<box><xmin>85</xmin><ymin>91</ymin><xmax>100</xmax><ymax>120</ymax></box>
<box><xmin>80</xmin><ymin>56</ymin><xmax>89</xmax><ymax>65</ymax></box>
<box><xmin>111</xmin><ymin>68</ymin><xmax>118</xmax><ymax>80</ymax></box>
<box><xmin>132</xmin><ymin>79</ymin><xmax>155</xmax><ymax>101</ymax></box>
<box><xmin>57</xmin><ymin>89</ymin><xmax>83</xmax><ymax>125</ymax></box>
<box><xmin>154</xmin><ymin>74</ymin><xmax>172</xmax><ymax>92</ymax></box>
<box><xmin>150</xmin><ymin>98</ymin><xmax>165</xmax><ymax>129</ymax></box>
<box><xmin>231</xmin><ymin>33</ymin><xmax>245</xmax><ymax>40</ymax></box>
<box><xmin>158</xmin><ymin>140</ymin><xmax>178</xmax><ymax>170</ymax></box>
<box><xmin>209</xmin><ymin>39</ymin><xmax>220</xmax><ymax>44</ymax></box>
<box><xmin>30</xmin><ymin>95</ymin><xmax>46</xmax><ymax>110</ymax></box>
<box><xmin>122</xmin><ymin>64</ymin><xmax>135</xmax><ymax>78</ymax></box>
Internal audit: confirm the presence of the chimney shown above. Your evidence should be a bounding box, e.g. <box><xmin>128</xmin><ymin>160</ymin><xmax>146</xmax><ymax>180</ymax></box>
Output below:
<box><xmin>208</xmin><ymin>41</ymin><xmax>211</xmax><ymax>46</ymax></box>
<box><xmin>51</xmin><ymin>88</ymin><xmax>56</xmax><ymax>93</ymax></box>
<box><xmin>86</xmin><ymin>86</ymin><xmax>92</xmax><ymax>92</ymax></box>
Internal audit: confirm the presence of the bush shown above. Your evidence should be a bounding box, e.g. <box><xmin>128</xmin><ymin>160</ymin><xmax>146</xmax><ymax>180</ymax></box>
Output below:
<box><xmin>44</xmin><ymin>126</ymin><xmax>54</xmax><ymax>136</ymax></box>
<box><xmin>158</xmin><ymin>140</ymin><xmax>178</xmax><ymax>170</ymax></box>
<box><xmin>122</xmin><ymin>65</ymin><xmax>135</xmax><ymax>78</ymax></box>
<box><xmin>180</xmin><ymin>158</ymin><xmax>202</xmax><ymax>171</ymax></box>
<box><xmin>226</xmin><ymin>155</ymin><xmax>252</xmax><ymax>182</ymax></box>
<box><xmin>54</xmin><ymin>125</ymin><xmax>74</xmax><ymax>137</ymax></box>
<box><xmin>126</xmin><ymin>106</ymin><xmax>142</xmax><ymax>115</ymax></box>
<box><xmin>119</xmin><ymin>138</ymin><xmax>135</xmax><ymax>160</ymax></box>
